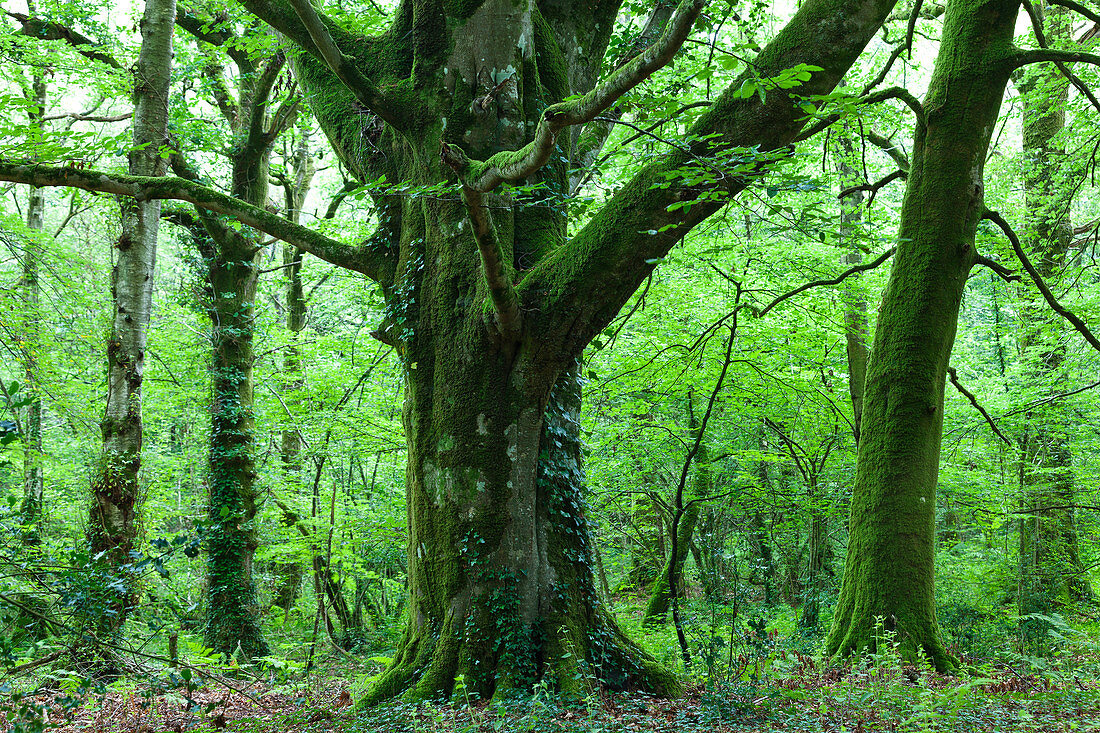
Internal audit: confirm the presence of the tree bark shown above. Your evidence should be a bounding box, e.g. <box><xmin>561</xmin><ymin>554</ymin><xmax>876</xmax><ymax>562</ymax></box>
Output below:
<box><xmin>825</xmin><ymin>0</ymin><xmax>1024</xmax><ymax>671</ymax></box>
<box><xmin>87</xmin><ymin>0</ymin><xmax>174</xmax><ymax>637</ymax></box>
<box><xmin>837</xmin><ymin>135</ymin><xmax>869</xmax><ymax>445</ymax></box>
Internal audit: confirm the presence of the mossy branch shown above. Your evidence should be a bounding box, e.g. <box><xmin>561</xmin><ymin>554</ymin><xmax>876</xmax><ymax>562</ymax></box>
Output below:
<box><xmin>452</xmin><ymin>0</ymin><xmax>706</xmax><ymax>193</ymax></box>
<box><xmin>984</xmin><ymin>208</ymin><xmax>1100</xmax><ymax>353</ymax></box>
<box><xmin>284</xmin><ymin>0</ymin><xmax>406</xmax><ymax>131</ymax></box>
<box><xmin>1013</xmin><ymin>47</ymin><xmax>1100</xmax><ymax>68</ymax></box>
<box><xmin>0</xmin><ymin>160</ymin><xmax>397</xmax><ymax>284</ymax></box>
<box><xmin>440</xmin><ymin>154</ymin><xmax>521</xmax><ymax>342</ymax></box>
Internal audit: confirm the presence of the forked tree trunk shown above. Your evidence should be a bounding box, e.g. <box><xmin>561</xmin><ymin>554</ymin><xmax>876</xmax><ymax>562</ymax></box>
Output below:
<box><xmin>87</xmin><ymin>0</ymin><xmax>174</xmax><ymax>635</ymax></box>
<box><xmin>826</xmin><ymin>0</ymin><xmax>1023</xmax><ymax>671</ymax></box>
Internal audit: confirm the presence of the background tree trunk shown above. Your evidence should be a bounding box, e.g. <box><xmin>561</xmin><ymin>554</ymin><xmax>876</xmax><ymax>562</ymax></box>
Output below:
<box><xmin>1015</xmin><ymin>3</ymin><xmax>1092</xmax><ymax>645</ymax></box>
<box><xmin>19</xmin><ymin>58</ymin><xmax>46</xmax><ymax>545</ymax></box>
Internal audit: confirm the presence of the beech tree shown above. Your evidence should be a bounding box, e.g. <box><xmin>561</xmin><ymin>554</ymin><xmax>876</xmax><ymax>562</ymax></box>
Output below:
<box><xmin>0</xmin><ymin>0</ymin><xmax>903</xmax><ymax>699</ymax></box>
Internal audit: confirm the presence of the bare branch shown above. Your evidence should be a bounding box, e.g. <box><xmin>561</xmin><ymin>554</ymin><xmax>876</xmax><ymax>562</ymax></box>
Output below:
<box><xmin>947</xmin><ymin>366</ymin><xmax>1011</xmax><ymax>444</ymax></box>
<box><xmin>905</xmin><ymin>0</ymin><xmax>924</xmax><ymax>58</ymax></box>
<box><xmin>984</xmin><ymin>207</ymin><xmax>1100</xmax><ymax>353</ymax></box>
<box><xmin>837</xmin><ymin>169</ymin><xmax>906</xmax><ymax>202</ymax></box>
<box><xmin>757</xmin><ymin>247</ymin><xmax>896</xmax><ymax>317</ymax></box>
<box><xmin>974</xmin><ymin>254</ymin><xmax>1021</xmax><ymax>282</ymax></box>
<box><xmin>1048</xmin><ymin>0</ymin><xmax>1100</xmax><ymax>27</ymax></box>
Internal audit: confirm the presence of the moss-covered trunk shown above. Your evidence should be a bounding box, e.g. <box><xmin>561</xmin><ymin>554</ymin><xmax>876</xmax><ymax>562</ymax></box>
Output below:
<box><xmin>825</xmin><ymin>0</ymin><xmax>1022</xmax><ymax>671</ymax></box>
<box><xmin>192</xmin><ymin>33</ymin><xmax>294</xmax><ymax>659</ymax></box>
<box><xmin>363</xmin><ymin>193</ymin><xmax>680</xmax><ymax>698</ymax></box>
<box><xmin>202</xmin><ymin>231</ymin><xmax>270</xmax><ymax>660</ymax></box>
<box><xmin>1015</xmin><ymin>5</ymin><xmax>1092</xmax><ymax>636</ymax></box>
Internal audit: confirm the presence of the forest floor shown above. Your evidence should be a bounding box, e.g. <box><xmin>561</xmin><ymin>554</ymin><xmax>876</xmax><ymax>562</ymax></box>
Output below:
<box><xmin>17</xmin><ymin>658</ymin><xmax>1100</xmax><ymax>733</ymax></box>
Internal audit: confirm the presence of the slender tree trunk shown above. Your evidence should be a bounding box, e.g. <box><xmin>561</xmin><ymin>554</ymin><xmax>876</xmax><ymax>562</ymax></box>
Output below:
<box><xmin>837</xmin><ymin>137</ymin><xmax>869</xmax><ymax>445</ymax></box>
<box><xmin>644</xmin><ymin>394</ymin><xmax>708</xmax><ymax>624</ymax></box>
<box><xmin>826</xmin><ymin>0</ymin><xmax>1023</xmax><ymax>671</ymax></box>
<box><xmin>273</xmin><ymin>134</ymin><xmax>315</xmax><ymax>616</ymax></box>
<box><xmin>19</xmin><ymin>63</ymin><xmax>46</xmax><ymax>544</ymax></box>
<box><xmin>798</xmin><ymin>496</ymin><xmax>827</xmax><ymax>630</ymax></box>
<box><xmin>1015</xmin><ymin>4</ymin><xmax>1092</xmax><ymax>639</ymax></box>
<box><xmin>87</xmin><ymin>0</ymin><xmax>174</xmax><ymax>636</ymax></box>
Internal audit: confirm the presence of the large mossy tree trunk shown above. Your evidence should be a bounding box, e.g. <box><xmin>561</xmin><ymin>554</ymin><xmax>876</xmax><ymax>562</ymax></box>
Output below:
<box><xmin>1015</xmin><ymin>4</ymin><xmax>1092</xmax><ymax>637</ymax></box>
<box><xmin>0</xmin><ymin>0</ymin><xmax>899</xmax><ymax>701</ymax></box>
<box><xmin>825</xmin><ymin>0</ymin><xmax>1024</xmax><ymax>672</ymax></box>
<box><xmin>87</xmin><ymin>0</ymin><xmax>174</xmax><ymax>636</ymax></box>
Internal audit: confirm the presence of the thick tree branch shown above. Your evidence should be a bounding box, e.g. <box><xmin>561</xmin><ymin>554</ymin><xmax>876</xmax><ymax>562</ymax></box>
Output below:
<box><xmin>865</xmin><ymin>129</ymin><xmax>910</xmax><ymax>169</ymax></box>
<box><xmin>1012</xmin><ymin>47</ymin><xmax>1100</xmax><ymax>69</ymax></box>
<box><xmin>520</xmin><ymin>0</ymin><xmax>902</xmax><ymax>361</ymax></box>
<box><xmin>757</xmin><ymin>247</ymin><xmax>896</xmax><ymax>317</ymax></box>
<box><xmin>984</xmin><ymin>208</ymin><xmax>1100</xmax><ymax>353</ymax></box>
<box><xmin>0</xmin><ymin>160</ymin><xmax>396</xmax><ymax>283</ymax></box>
<box><xmin>446</xmin><ymin>0</ymin><xmax>706</xmax><ymax>193</ymax></box>
<box><xmin>284</xmin><ymin>0</ymin><xmax>406</xmax><ymax>131</ymax></box>
<box><xmin>570</xmin><ymin>0</ymin><xmax>683</xmax><ymax>193</ymax></box>
<box><xmin>5</xmin><ymin>11</ymin><xmax>123</xmax><ymax>69</ymax></box>
<box><xmin>459</xmin><ymin>188</ymin><xmax>522</xmax><ymax>342</ymax></box>
<box><xmin>946</xmin><ymin>366</ymin><xmax>1011</xmax><ymax>444</ymax></box>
